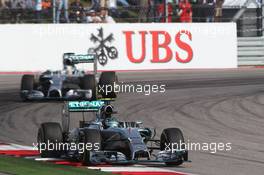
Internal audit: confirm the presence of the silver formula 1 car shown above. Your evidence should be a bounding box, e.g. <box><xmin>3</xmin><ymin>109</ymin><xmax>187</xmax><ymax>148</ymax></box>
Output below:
<box><xmin>20</xmin><ymin>53</ymin><xmax>117</xmax><ymax>101</ymax></box>
<box><xmin>37</xmin><ymin>99</ymin><xmax>188</xmax><ymax>166</ymax></box>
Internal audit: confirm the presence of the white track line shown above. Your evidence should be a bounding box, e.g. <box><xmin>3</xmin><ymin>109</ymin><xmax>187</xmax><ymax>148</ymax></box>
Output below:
<box><xmin>87</xmin><ymin>164</ymin><xmax>197</xmax><ymax>175</ymax></box>
<box><xmin>34</xmin><ymin>158</ymin><xmax>65</xmax><ymax>161</ymax></box>
<box><xmin>88</xmin><ymin>166</ymin><xmax>177</xmax><ymax>172</ymax></box>
<box><xmin>0</xmin><ymin>143</ymin><xmax>35</xmax><ymax>150</ymax></box>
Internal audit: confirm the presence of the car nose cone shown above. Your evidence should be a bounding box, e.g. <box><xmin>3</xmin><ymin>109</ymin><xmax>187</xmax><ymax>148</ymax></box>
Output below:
<box><xmin>49</xmin><ymin>89</ymin><xmax>61</xmax><ymax>98</ymax></box>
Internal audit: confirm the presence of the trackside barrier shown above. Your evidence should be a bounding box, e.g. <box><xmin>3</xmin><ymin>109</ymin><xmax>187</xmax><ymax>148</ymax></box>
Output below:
<box><xmin>238</xmin><ymin>37</ymin><xmax>264</xmax><ymax>66</ymax></box>
<box><xmin>0</xmin><ymin>23</ymin><xmax>237</xmax><ymax>72</ymax></box>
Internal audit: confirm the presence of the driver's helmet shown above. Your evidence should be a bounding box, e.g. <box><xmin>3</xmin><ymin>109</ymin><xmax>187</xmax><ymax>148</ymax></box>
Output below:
<box><xmin>63</xmin><ymin>53</ymin><xmax>75</xmax><ymax>75</ymax></box>
<box><xmin>100</xmin><ymin>105</ymin><xmax>114</xmax><ymax>119</ymax></box>
<box><xmin>104</xmin><ymin>117</ymin><xmax>119</xmax><ymax>128</ymax></box>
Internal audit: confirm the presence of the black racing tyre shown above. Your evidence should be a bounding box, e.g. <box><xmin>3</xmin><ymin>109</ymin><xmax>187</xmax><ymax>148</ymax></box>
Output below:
<box><xmin>98</xmin><ymin>71</ymin><xmax>117</xmax><ymax>98</ymax></box>
<box><xmin>82</xmin><ymin>129</ymin><xmax>101</xmax><ymax>165</ymax></box>
<box><xmin>160</xmin><ymin>128</ymin><xmax>185</xmax><ymax>166</ymax></box>
<box><xmin>37</xmin><ymin>122</ymin><xmax>63</xmax><ymax>158</ymax></box>
<box><xmin>21</xmin><ymin>75</ymin><xmax>34</xmax><ymax>91</ymax></box>
<box><xmin>80</xmin><ymin>74</ymin><xmax>96</xmax><ymax>100</ymax></box>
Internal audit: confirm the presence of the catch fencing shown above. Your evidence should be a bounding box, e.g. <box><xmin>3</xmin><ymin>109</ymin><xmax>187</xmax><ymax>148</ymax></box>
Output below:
<box><xmin>0</xmin><ymin>2</ymin><xmax>262</xmax><ymax>37</ymax></box>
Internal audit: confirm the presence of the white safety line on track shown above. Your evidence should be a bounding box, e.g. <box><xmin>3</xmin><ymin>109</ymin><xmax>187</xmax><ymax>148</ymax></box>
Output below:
<box><xmin>88</xmin><ymin>166</ymin><xmax>176</xmax><ymax>172</ymax></box>
<box><xmin>34</xmin><ymin>158</ymin><xmax>65</xmax><ymax>161</ymax></box>
<box><xmin>0</xmin><ymin>143</ymin><xmax>35</xmax><ymax>150</ymax></box>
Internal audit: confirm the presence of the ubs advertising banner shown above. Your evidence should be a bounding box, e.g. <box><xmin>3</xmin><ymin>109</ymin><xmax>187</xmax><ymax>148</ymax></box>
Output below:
<box><xmin>0</xmin><ymin>23</ymin><xmax>237</xmax><ymax>71</ymax></box>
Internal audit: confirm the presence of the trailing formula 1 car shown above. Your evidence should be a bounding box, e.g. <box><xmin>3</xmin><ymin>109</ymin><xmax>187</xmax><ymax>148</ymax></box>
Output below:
<box><xmin>37</xmin><ymin>99</ymin><xmax>188</xmax><ymax>166</ymax></box>
<box><xmin>20</xmin><ymin>53</ymin><xmax>117</xmax><ymax>101</ymax></box>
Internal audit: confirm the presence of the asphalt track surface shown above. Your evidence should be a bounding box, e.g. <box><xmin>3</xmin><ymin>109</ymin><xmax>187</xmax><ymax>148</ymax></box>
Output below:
<box><xmin>1</xmin><ymin>69</ymin><xmax>264</xmax><ymax>175</ymax></box>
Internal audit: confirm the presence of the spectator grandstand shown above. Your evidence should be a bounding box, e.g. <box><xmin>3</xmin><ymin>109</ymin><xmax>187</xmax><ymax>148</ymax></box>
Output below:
<box><xmin>0</xmin><ymin>0</ymin><xmax>262</xmax><ymax>36</ymax></box>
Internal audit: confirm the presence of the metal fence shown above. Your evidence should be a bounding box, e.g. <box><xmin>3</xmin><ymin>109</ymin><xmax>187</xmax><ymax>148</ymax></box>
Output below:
<box><xmin>0</xmin><ymin>3</ymin><xmax>252</xmax><ymax>23</ymax></box>
<box><xmin>238</xmin><ymin>37</ymin><xmax>264</xmax><ymax>66</ymax></box>
<box><xmin>0</xmin><ymin>2</ymin><xmax>263</xmax><ymax>36</ymax></box>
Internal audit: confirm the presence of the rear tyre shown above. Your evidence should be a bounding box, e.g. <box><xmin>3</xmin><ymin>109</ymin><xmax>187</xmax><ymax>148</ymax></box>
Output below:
<box><xmin>98</xmin><ymin>71</ymin><xmax>117</xmax><ymax>98</ymax></box>
<box><xmin>37</xmin><ymin>122</ymin><xmax>63</xmax><ymax>158</ymax></box>
<box><xmin>81</xmin><ymin>74</ymin><xmax>96</xmax><ymax>100</ymax></box>
<box><xmin>160</xmin><ymin>128</ymin><xmax>186</xmax><ymax>166</ymax></box>
<box><xmin>82</xmin><ymin>129</ymin><xmax>101</xmax><ymax>165</ymax></box>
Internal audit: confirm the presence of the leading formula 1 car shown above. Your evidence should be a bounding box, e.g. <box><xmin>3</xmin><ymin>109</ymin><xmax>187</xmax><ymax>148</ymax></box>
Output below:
<box><xmin>37</xmin><ymin>99</ymin><xmax>188</xmax><ymax>166</ymax></box>
<box><xmin>20</xmin><ymin>52</ymin><xmax>117</xmax><ymax>101</ymax></box>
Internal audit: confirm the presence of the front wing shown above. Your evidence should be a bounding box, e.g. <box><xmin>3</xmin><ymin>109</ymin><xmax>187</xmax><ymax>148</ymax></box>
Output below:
<box><xmin>20</xmin><ymin>89</ymin><xmax>92</xmax><ymax>101</ymax></box>
<box><xmin>88</xmin><ymin>150</ymin><xmax>188</xmax><ymax>165</ymax></box>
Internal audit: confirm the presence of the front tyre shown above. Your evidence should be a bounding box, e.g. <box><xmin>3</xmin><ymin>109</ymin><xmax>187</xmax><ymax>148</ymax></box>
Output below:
<box><xmin>160</xmin><ymin>128</ymin><xmax>187</xmax><ymax>166</ymax></box>
<box><xmin>82</xmin><ymin>129</ymin><xmax>101</xmax><ymax>165</ymax></box>
<box><xmin>20</xmin><ymin>74</ymin><xmax>34</xmax><ymax>101</ymax></box>
<box><xmin>21</xmin><ymin>75</ymin><xmax>34</xmax><ymax>91</ymax></box>
<box><xmin>37</xmin><ymin>122</ymin><xmax>63</xmax><ymax>158</ymax></box>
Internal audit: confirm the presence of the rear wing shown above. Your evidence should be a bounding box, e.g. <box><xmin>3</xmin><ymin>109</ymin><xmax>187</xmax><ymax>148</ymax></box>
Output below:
<box><xmin>63</xmin><ymin>53</ymin><xmax>97</xmax><ymax>74</ymax></box>
<box><xmin>67</xmin><ymin>98</ymin><xmax>115</xmax><ymax>112</ymax></box>
<box><xmin>69</xmin><ymin>54</ymin><xmax>95</xmax><ymax>64</ymax></box>
<box><xmin>63</xmin><ymin>53</ymin><xmax>96</xmax><ymax>64</ymax></box>
<box><xmin>68</xmin><ymin>101</ymin><xmax>105</xmax><ymax>112</ymax></box>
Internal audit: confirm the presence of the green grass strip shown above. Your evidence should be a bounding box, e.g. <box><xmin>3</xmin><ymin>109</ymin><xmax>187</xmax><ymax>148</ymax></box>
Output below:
<box><xmin>0</xmin><ymin>155</ymin><xmax>112</xmax><ymax>175</ymax></box>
